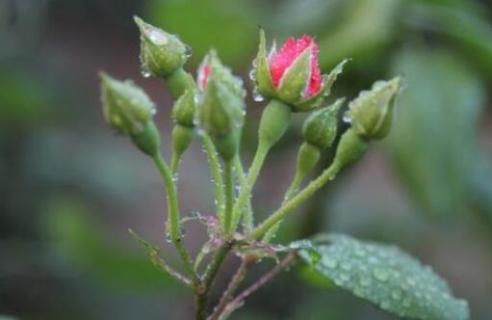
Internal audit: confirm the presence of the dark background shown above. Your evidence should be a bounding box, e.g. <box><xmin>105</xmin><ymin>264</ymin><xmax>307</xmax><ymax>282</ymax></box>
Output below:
<box><xmin>1</xmin><ymin>0</ymin><xmax>492</xmax><ymax>319</ymax></box>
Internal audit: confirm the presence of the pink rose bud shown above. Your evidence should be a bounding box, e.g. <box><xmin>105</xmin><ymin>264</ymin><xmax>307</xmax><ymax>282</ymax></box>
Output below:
<box><xmin>253</xmin><ymin>29</ymin><xmax>348</xmax><ymax>112</ymax></box>
<box><xmin>269</xmin><ymin>35</ymin><xmax>321</xmax><ymax>98</ymax></box>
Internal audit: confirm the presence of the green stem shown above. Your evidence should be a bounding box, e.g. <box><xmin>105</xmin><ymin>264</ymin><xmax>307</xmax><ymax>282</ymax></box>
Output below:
<box><xmin>200</xmin><ymin>132</ymin><xmax>226</xmax><ymax>225</ymax></box>
<box><xmin>165</xmin><ymin>68</ymin><xmax>195</xmax><ymax>98</ymax></box>
<box><xmin>234</xmin><ymin>156</ymin><xmax>254</xmax><ymax>232</ymax></box>
<box><xmin>224</xmin><ymin>159</ymin><xmax>235</xmax><ymax>235</ymax></box>
<box><xmin>171</xmin><ymin>152</ymin><xmax>180</xmax><ymax>175</ymax></box>
<box><xmin>195</xmin><ymin>245</ymin><xmax>231</xmax><ymax>320</ymax></box>
<box><xmin>230</xmin><ymin>141</ymin><xmax>270</xmax><ymax>233</ymax></box>
<box><xmin>152</xmin><ymin>154</ymin><xmax>197</xmax><ymax>284</ymax></box>
<box><xmin>252</xmin><ymin>161</ymin><xmax>342</xmax><ymax>240</ymax></box>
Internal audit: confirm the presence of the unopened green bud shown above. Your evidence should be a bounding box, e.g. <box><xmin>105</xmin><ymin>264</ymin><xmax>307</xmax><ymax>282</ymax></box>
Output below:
<box><xmin>346</xmin><ymin>77</ymin><xmax>401</xmax><ymax>140</ymax></box>
<box><xmin>196</xmin><ymin>51</ymin><xmax>245</xmax><ymax>160</ymax></box>
<box><xmin>134</xmin><ymin>16</ymin><xmax>189</xmax><ymax>78</ymax></box>
<box><xmin>100</xmin><ymin>72</ymin><xmax>156</xmax><ymax>135</ymax></box>
<box><xmin>100</xmin><ymin>73</ymin><xmax>160</xmax><ymax>156</ymax></box>
<box><xmin>172</xmin><ymin>89</ymin><xmax>196</xmax><ymax>128</ymax></box>
<box><xmin>333</xmin><ymin>128</ymin><xmax>367</xmax><ymax>169</ymax></box>
<box><xmin>302</xmin><ymin>98</ymin><xmax>343</xmax><ymax>150</ymax></box>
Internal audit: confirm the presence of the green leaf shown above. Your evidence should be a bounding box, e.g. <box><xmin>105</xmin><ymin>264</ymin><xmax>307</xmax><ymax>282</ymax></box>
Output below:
<box><xmin>297</xmin><ymin>234</ymin><xmax>469</xmax><ymax>320</ymax></box>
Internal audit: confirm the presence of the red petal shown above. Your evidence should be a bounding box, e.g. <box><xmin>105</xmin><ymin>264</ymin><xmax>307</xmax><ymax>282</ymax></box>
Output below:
<box><xmin>198</xmin><ymin>63</ymin><xmax>211</xmax><ymax>90</ymax></box>
<box><xmin>268</xmin><ymin>35</ymin><xmax>321</xmax><ymax>97</ymax></box>
<box><xmin>307</xmin><ymin>40</ymin><xmax>321</xmax><ymax>97</ymax></box>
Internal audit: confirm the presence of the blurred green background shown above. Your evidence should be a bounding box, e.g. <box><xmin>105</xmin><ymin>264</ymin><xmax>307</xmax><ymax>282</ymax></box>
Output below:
<box><xmin>1</xmin><ymin>0</ymin><xmax>492</xmax><ymax>319</ymax></box>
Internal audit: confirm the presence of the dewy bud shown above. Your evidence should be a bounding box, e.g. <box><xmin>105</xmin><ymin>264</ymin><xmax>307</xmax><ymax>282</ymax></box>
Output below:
<box><xmin>196</xmin><ymin>51</ymin><xmax>245</xmax><ymax>160</ymax></box>
<box><xmin>100</xmin><ymin>72</ymin><xmax>156</xmax><ymax>135</ymax></box>
<box><xmin>134</xmin><ymin>16</ymin><xmax>189</xmax><ymax>78</ymax></box>
<box><xmin>196</xmin><ymin>51</ymin><xmax>245</xmax><ymax>137</ymax></box>
<box><xmin>252</xmin><ymin>29</ymin><xmax>348</xmax><ymax>112</ymax></box>
<box><xmin>346</xmin><ymin>77</ymin><xmax>401</xmax><ymax>140</ymax></box>
<box><xmin>100</xmin><ymin>73</ymin><xmax>160</xmax><ymax>156</ymax></box>
<box><xmin>302</xmin><ymin>98</ymin><xmax>343</xmax><ymax>150</ymax></box>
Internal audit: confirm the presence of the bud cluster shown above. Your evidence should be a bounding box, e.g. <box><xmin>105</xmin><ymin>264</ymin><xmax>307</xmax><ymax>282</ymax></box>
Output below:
<box><xmin>98</xmin><ymin>17</ymin><xmax>404</xmax><ymax>320</ymax></box>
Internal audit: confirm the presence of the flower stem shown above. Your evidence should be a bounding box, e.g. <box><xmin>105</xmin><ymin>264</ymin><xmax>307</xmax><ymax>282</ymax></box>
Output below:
<box><xmin>170</xmin><ymin>152</ymin><xmax>180</xmax><ymax>175</ymax></box>
<box><xmin>195</xmin><ymin>244</ymin><xmax>231</xmax><ymax>320</ymax></box>
<box><xmin>223</xmin><ymin>159</ymin><xmax>235</xmax><ymax>235</ymax></box>
<box><xmin>200</xmin><ymin>132</ymin><xmax>226</xmax><ymax>226</ymax></box>
<box><xmin>251</xmin><ymin>161</ymin><xmax>342</xmax><ymax>240</ymax></box>
<box><xmin>152</xmin><ymin>153</ymin><xmax>197</xmax><ymax>284</ymax></box>
<box><xmin>230</xmin><ymin>141</ymin><xmax>269</xmax><ymax>233</ymax></box>
<box><xmin>234</xmin><ymin>156</ymin><xmax>254</xmax><ymax>232</ymax></box>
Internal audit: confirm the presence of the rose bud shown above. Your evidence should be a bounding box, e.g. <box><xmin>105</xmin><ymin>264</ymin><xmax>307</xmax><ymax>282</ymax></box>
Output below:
<box><xmin>196</xmin><ymin>51</ymin><xmax>246</xmax><ymax>161</ymax></box>
<box><xmin>100</xmin><ymin>72</ymin><xmax>160</xmax><ymax>156</ymax></box>
<box><xmin>253</xmin><ymin>29</ymin><xmax>347</xmax><ymax>112</ymax></box>
<box><xmin>302</xmin><ymin>98</ymin><xmax>343</xmax><ymax>150</ymax></box>
<box><xmin>134</xmin><ymin>16</ymin><xmax>189</xmax><ymax>78</ymax></box>
<box><xmin>345</xmin><ymin>77</ymin><xmax>402</xmax><ymax>140</ymax></box>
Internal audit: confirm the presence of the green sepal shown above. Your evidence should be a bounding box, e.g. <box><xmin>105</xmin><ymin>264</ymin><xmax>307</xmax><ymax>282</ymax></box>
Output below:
<box><xmin>302</xmin><ymin>98</ymin><xmax>344</xmax><ymax>149</ymax></box>
<box><xmin>172</xmin><ymin>89</ymin><xmax>196</xmax><ymax>127</ymax></box>
<box><xmin>100</xmin><ymin>72</ymin><xmax>155</xmax><ymax>135</ymax></box>
<box><xmin>254</xmin><ymin>29</ymin><xmax>276</xmax><ymax>98</ymax></box>
<box><xmin>277</xmin><ymin>47</ymin><xmax>312</xmax><ymax>104</ymax></box>
<box><xmin>333</xmin><ymin>128</ymin><xmax>368</xmax><ymax>169</ymax></box>
<box><xmin>134</xmin><ymin>16</ymin><xmax>188</xmax><ymax>77</ymax></box>
<box><xmin>171</xmin><ymin>124</ymin><xmax>194</xmax><ymax>158</ymax></box>
<box><xmin>130</xmin><ymin>121</ymin><xmax>161</xmax><ymax>156</ymax></box>
<box><xmin>295</xmin><ymin>59</ymin><xmax>348</xmax><ymax>112</ymax></box>
<box><xmin>347</xmin><ymin>77</ymin><xmax>401</xmax><ymax>140</ymax></box>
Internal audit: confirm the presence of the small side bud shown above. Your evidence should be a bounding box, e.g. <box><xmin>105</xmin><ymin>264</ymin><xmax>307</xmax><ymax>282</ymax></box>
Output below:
<box><xmin>346</xmin><ymin>77</ymin><xmax>401</xmax><ymax>140</ymax></box>
<box><xmin>100</xmin><ymin>73</ymin><xmax>160</xmax><ymax>156</ymax></box>
<box><xmin>134</xmin><ymin>16</ymin><xmax>189</xmax><ymax>78</ymax></box>
<box><xmin>302</xmin><ymin>98</ymin><xmax>343</xmax><ymax>150</ymax></box>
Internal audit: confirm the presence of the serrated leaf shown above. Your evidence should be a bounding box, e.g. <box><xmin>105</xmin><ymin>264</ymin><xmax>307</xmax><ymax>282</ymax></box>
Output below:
<box><xmin>298</xmin><ymin>234</ymin><xmax>469</xmax><ymax>320</ymax></box>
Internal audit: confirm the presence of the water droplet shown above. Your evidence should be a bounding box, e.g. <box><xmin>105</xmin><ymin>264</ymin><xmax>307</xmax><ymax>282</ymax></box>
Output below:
<box><xmin>148</xmin><ymin>29</ymin><xmax>168</xmax><ymax>45</ymax></box>
<box><xmin>165</xmin><ymin>233</ymin><xmax>172</xmax><ymax>243</ymax></box>
<box><xmin>359</xmin><ymin>277</ymin><xmax>371</xmax><ymax>287</ymax></box>
<box><xmin>141</xmin><ymin>65</ymin><xmax>152</xmax><ymax>78</ymax></box>
<box><xmin>185</xmin><ymin>44</ymin><xmax>192</xmax><ymax>58</ymax></box>
<box><xmin>324</xmin><ymin>258</ymin><xmax>337</xmax><ymax>269</ymax></box>
<box><xmin>341</xmin><ymin>262</ymin><xmax>352</xmax><ymax>271</ymax></box>
<box><xmin>252</xmin><ymin>87</ymin><xmax>264</xmax><ymax>102</ymax></box>
<box><xmin>373</xmin><ymin>267</ymin><xmax>389</xmax><ymax>282</ymax></box>
<box><xmin>342</xmin><ymin>113</ymin><xmax>352</xmax><ymax>123</ymax></box>
<box><xmin>392</xmin><ymin>289</ymin><xmax>402</xmax><ymax>300</ymax></box>
<box><xmin>249</xmin><ymin>69</ymin><xmax>256</xmax><ymax>81</ymax></box>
